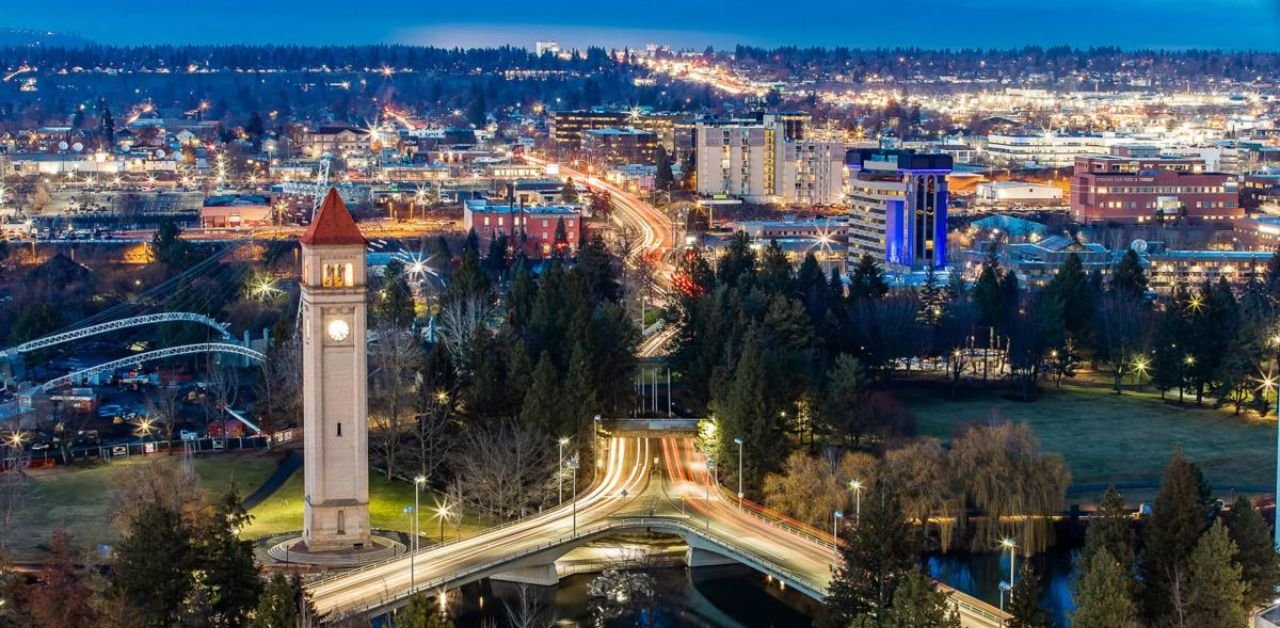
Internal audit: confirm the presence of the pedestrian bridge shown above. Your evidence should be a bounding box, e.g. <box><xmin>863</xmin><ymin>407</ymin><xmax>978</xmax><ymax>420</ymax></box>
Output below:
<box><xmin>602</xmin><ymin>417</ymin><xmax>700</xmax><ymax>436</ymax></box>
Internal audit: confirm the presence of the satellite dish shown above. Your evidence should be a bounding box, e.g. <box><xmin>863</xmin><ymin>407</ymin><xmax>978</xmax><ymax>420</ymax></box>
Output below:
<box><xmin>71</xmin><ymin>142</ymin><xmax>84</xmax><ymax>152</ymax></box>
<box><xmin>1130</xmin><ymin>239</ymin><xmax>1149</xmax><ymax>254</ymax></box>
<box><xmin>57</xmin><ymin>141</ymin><xmax>69</xmax><ymax>151</ymax></box>
<box><xmin>155</xmin><ymin>149</ymin><xmax>166</xmax><ymax>158</ymax></box>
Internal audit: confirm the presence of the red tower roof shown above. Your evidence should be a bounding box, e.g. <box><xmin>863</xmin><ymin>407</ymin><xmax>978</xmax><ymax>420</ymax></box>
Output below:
<box><xmin>300</xmin><ymin>188</ymin><xmax>365</xmax><ymax>246</ymax></box>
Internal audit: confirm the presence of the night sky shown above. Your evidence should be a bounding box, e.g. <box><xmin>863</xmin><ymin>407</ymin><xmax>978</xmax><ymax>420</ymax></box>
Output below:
<box><xmin>4</xmin><ymin>0</ymin><xmax>1280</xmax><ymax>49</ymax></box>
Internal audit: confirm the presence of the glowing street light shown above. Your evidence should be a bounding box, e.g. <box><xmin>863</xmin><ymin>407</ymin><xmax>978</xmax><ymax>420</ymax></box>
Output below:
<box><xmin>999</xmin><ymin>538</ymin><xmax>1017</xmax><ymax>609</ymax></box>
<box><xmin>412</xmin><ymin>474</ymin><xmax>426</xmax><ymax>592</ymax></box>
<box><xmin>849</xmin><ymin>479</ymin><xmax>864</xmax><ymax>524</ymax></box>
<box><xmin>733</xmin><ymin>436</ymin><xmax>744</xmax><ymax>509</ymax></box>
<box><xmin>434</xmin><ymin>500</ymin><xmax>452</xmax><ymax>543</ymax></box>
<box><xmin>1256</xmin><ymin>370</ymin><xmax>1280</xmax><ymax>553</ymax></box>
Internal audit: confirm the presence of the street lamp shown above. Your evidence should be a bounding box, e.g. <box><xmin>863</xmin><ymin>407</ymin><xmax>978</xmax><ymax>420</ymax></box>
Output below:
<box><xmin>832</xmin><ymin>510</ymin><xmax>844</xmax><ymax>556</ymax></box>
<box><xmin>849</xmin><ymin>479</ymin><xmax>864</xmax><ymax>525</ymax></box>
<box><xmin>435</xmin><ymin>501</ymin><xmax>451</xmax><ymax>544</ymax></box>
<box><xmin>733</xmin><ymin>437</ymin><xmax>744</xmax><ymax>509</ymax></box>
<box><xmin>558</xmin><ymin>437</ymin><xmax>570</xmax><ymax>505</ymax></box>
<box><xmin>567</xmin><ymin>455</ymin><xmax>579</xmax><ymax>536</ymax></box>
<box><xmin>413</xmin><ymin>475</ymin><xmax>426</xmax><ymax>592</ymax></box>
<box><xmin>705</xmin><ymin>459</ymin><xmax>715</xmax><ymax>530</ymax></box>
<box><xmin>1000</xmin><ymin>537</ymin><xmax>1017</xmax><ymax>609</ymax></box>
<box><xmin>1257</xmin><ymin>370</ymin><xmax>1280</xmax><ymax>552</ymax></box>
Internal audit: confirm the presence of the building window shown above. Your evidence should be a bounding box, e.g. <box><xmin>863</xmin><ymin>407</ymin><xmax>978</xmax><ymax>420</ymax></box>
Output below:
<box><xmin>337</xmin><ymin>510</ymin><xmax>345</xmax><ymax>535</ymax></box>
<box><xmin>337</xmin><ymin>422</ymin><xmax>342</xmax><ymax>437</ymax></box>
<box><xmin>322</xmin><ymin>263</ymin><xmax>354</xmax><ymax>288</ymax></box>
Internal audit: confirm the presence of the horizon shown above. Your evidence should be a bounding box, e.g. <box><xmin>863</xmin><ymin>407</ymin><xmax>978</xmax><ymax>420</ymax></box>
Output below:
<box><xmin>3</xmin><ymin>0</ymin><xmax>1280</xmax><ymax>51</ymax></box>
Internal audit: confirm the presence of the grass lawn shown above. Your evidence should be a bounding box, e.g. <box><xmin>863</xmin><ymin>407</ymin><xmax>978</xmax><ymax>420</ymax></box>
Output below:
<box><xmin>242</xmin><ymin>467</ymin><xmax>488</xmax><ymax>542</ymax></box>
<box><xmin>10</xmin><ymin>451</ymin><xmax>283</xmax><ymax>561</ymax></box>
<box><xmin>906</xmin><ymin>383</ymin><xmax>1277</xmax><ymax>500</ymax></box>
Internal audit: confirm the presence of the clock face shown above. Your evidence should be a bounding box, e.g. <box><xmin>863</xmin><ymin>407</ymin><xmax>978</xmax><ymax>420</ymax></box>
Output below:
<box><xmin>327</xmin><ymin>319</ymin><xmax>351</xmax><ymax>342</ymax></box>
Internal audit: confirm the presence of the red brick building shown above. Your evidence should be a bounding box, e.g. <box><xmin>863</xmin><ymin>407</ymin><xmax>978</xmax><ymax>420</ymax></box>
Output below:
<box><xmin>462</xmin><ymin>200</ymin><xmax>583</xmax><ymax>257</ymax></box>
<box><xmin>1070</xmin><ymin>145</ymin><xmax>1241</xmax><ymax>224</ymax></box>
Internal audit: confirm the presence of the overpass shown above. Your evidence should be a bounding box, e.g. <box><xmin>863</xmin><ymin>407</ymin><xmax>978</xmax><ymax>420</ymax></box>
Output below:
<box><xmin>307</xmin><ymin>436</ymin><xmax>1009</xmax><ymax>626</ymax></box>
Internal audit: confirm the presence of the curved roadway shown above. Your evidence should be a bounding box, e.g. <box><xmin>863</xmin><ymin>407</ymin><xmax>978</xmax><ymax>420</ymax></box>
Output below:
<box><xmin>307</xmin><ymin>436</ymin><xmax>1008</xmax><ymax>627</ymax></box>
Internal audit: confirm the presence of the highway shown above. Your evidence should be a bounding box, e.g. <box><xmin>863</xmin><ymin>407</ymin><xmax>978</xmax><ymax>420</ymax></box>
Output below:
<box><xmin>307</xmin><ymin>436</ymin><xmax>1009</xmax><ymax>626</ymax></box>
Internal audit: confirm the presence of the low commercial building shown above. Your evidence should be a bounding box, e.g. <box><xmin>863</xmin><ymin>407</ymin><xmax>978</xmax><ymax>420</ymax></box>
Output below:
<box><xmin>1145</xmin><ymin>248</ymin><xmax>1272</xmax><ymax>293</ymax></box>
<box><xmin>200</xmin><ymin>194</ymin><xmax>273</xmax><ymax>228</ymax></box>
<box><xmin>975</xmin><ymin>181</ymin><xmax>1064</xmax><ymax>205</ymax></box>
<box><xmin>958</xmin><ymin>236</ymin><xmax>1112</xmax><ymax>288</ymax></box>
<box><xmin>582</xmin><ymin>128</ymin><xmax>659</xmax><ymax>165</ymax></box>
<box><xmin>462</xmin><ymin>199</ymin><xmax>583</xmax><ymax>257</ymax></box>
<box><xmin>1069</xmin><ymin>145</ymin><xmax>1241</xmax><ymax>224</ymax></box>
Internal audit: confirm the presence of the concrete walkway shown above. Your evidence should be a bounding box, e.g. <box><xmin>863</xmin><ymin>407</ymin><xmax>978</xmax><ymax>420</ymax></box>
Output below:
<box><xmin>243</xmin><ymin>449</ymin><xmax>302</xmax><ymax>510</ymax></box>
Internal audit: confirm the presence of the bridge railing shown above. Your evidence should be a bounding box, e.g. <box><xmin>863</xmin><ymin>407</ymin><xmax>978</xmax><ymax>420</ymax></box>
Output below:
<box><xmin>317</xmin><ymin>516</ymin><xmax>829</xmax><ymax>620</ymax></box>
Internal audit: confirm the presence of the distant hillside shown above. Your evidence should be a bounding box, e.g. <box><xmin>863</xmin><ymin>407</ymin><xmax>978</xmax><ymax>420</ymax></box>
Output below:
<box><xmin>0</xmin><ymin>28</ymin><xmax>91</xmax><ymax>48</ymax></box>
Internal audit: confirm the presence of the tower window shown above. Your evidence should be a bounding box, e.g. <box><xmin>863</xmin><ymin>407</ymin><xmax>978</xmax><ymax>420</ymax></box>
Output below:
<box><xmin>322</xmin><ymin>263</ymin><xmax>355</xmax><ymax>288</ymax></box>
<box><xmin>337</xmin><ymin>510</ymin><xmax>345</xmax><ymax>535</ymax></box>
<box><xmin>336</xmin><ymin>422</ymin><xmax>342</xmax><ymax>437</ymax></box>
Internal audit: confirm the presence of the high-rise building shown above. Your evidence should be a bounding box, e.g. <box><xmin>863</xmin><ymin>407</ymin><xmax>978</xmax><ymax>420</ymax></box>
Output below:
<box><xmin>693</xmin><ymin>113</ymin><xmax>845</xmax><ymax>205</ymax></box>
<box><xmin>1070</xmin><ymin>145</ymin><xmax>1241</xmax><ymax>224</ymax></box>
<box><xmin>299</xmin><ymin>189</ymin><xmax>370</xmax><ymax>551</ymax></box>
<box><xmin>846</xmin><ymin>148</ymin><xmax>952</xmax><ymax>271</ymax></box>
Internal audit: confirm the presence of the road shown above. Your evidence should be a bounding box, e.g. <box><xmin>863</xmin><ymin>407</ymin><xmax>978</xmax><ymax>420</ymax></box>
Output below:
<box><xmin>307</xmin><ymin>436</ymin><xmax>1008</xmax><ymax>626</ymax></box>
<box><xmin>523</xmin><ymin>155</ymin><xmax>675</xmax><ymax>263</ymax></box>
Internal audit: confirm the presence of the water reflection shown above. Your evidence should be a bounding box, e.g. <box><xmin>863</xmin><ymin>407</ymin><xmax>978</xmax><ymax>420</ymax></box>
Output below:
<box><xmin>927</xmin><ymin>545</ymin><xmax>1078</xmax><ymax>627</ymax></box>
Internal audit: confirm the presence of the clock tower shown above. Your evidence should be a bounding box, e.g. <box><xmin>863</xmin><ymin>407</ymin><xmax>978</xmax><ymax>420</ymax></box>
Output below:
<box><xmin>299</xmin><ymin>188</ymin><xmax>370</xmax><ymax>551</ymax></box>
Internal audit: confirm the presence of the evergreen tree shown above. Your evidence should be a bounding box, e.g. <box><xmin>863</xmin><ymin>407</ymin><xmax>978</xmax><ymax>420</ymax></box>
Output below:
<box><xmin>152</xmin><ymin>219</ymin><xmax>192</xmax><ymax>272</ymax></box>
<box><xmin>561</xmin><ymin>178</ymin><xmax>579</xmax><ymax>204</ymax></box>
<box><xmin>1071</xmin><ymin>549</ymin><xmax>1139</xmax><ymax>628</ymax></box>
<box><xmin>758</xmin><ymin>239</ymin><xmax>794</xmax><ymax>295</ymax></box>
<box><xmin>466</xmin><ymin>83</ymin><xmax>487</xmax><ymax>127</ymax></box>
<box><xmin>1140</xmin><ymin>447</ymin><xmax>1213</xmax><ymax>623</ymax></box>
<box><xmin>396</xmin><ymin>592</ymin><xmax>454</xmax><ymax>628</ymax></box>
<box><xmin>508</xmin><ymin>258</ymin><xmax>537</xmax><ymax>329</ymax></box>
<box><xmin>1081</xmin><ymin>486</ymin><xmax>1135</xmax><ymax>578</ymax></box>
<box><xmin>589</xmin><ymin>190</ymin><xmax>613</xmax><ymax>218</ymax></box>
<box><xmin>553</xmin><ymin>217</ymin><xmax>569</xmax><ymax>257</ymax></box>
<box><xmin>823</xmin><ymin>492</ymin><xmax>917</xmax><ymax>627</ymax></box>
<box><xmin>444</xmin><ymin>229</ymin><xmax>490</xmax><ymax>303</ymax></box>
<box><xmin>252</xmin><ymin>574</ymin><xmax>313</xmax><ymax>628</ymax></box>
<box><xmin>1006</xmin><ymin>563</ymin><xmax>1048</xmax><ymax>628</ymax></box>
<box><xmin>520</xmin><ymin>352</ymin><xmax>561</xmax><ymax>434</ymax></box>
<box><xmin>880</xmin><ymin>567</ymin><xmax>961</xmax><ymax>628</ymax></box>
<box><xmin>562</xmin><ymin>340</ymin><xmax>600</xmax><ymax>438</ymax></box>
<box><xmin>1222</xmin><ymin>496</ymin><xmax>1280</xmax><ymax>609</ymax></box>
<box><xmin>28</xmin><ymin>529</ymin><xmax>96</xmax><ymax>628</ymax></box>
<box><xmin>654</xmin><ymin>145</ymin><xmax>675</xmax><ymax>191</ymax></box>
<box><xmin>824</xmin><ymin>354</ymin><xmax>871</xmax><ymax>447</ymax></box>
<box><xmin>196</xmin><ymin>488</ymin><xmax>262</xmax><ymax>628</ymax></box>
<box><xmin>719</xmin><ymin>328</ymin><xmax>780</xmax><ymax>490</ymax></box>
<box><xmin>1185</xmin><ymin>519</ymin><xmax>1248</xmax><ymax>628</ymax></box>
<box><xmin>849</xmin><ymin>254</ymin><xmax>889</xmax><ymax>302</ymax></box>
<box><xmin>1110</xmin><ymin>249</ymin><xmax>1148</xmax><ymax>298</ymax></box>
<box><xmin>716</xmin><ymin>232</ymin><xmax>758</xmax><ymax>289</ymax></box>
<box><xmin>973</xmin><ymin>244</ymin><xmax>1009</xmax><ymax>331</ymax></box>
<box><xmin>376</xmin><ymin>259</ymin><xmax>416</xmax><ymax>329</ymax></box>
<box><xmin>1045</xmin><ymin>252</ymin><xmax>1092</xmax><ymax>340</ymax></box>
<box><xmin>483</xmin><ymin>234</ymin><xmax>509</xmax><ymax>277</ymax></box>
<box><xmin>577</xmin><ymin>233</ymin><xmax>620</xmax><ymax>304</ymax></box>
<box><xmin>113</xmin><ymin>502</ymin><xmax>195</xmax><ymax>628</ymax></box>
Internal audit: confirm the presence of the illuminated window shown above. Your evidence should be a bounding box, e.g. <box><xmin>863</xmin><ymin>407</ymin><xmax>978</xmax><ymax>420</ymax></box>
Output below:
<box><xmin>322</xmin><ymin>263</ymin><xmax>355</xmax><ymax>288</ymax></box>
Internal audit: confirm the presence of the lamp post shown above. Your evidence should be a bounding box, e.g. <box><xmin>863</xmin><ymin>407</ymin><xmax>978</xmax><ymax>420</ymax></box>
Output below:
<box><xmin>413</xmin><ymin>475</ymin><xmax>426</xmax><ymax>592</ymax></box>
<box><xmin>832</xmin><ymin>510</ymin><xmax>844</xmax><ymax>556</ymax></box>
<box><xmin>558</xmin><ymin>437</ymin><xmax>570</xmax><ymax>505</ymax></box>
<box><xmin>1000</xmin><ymin>537</ymin><xmax>1017</xmax><ymax>609</ymax></box>
<box><xmin>849</xmin><ymin>479</ymin><xmax>863</xmax><ymax>525</ymax></box>
<box><xmin>1258</xmin><ymin>370</ymin><xmax>1280</xmax><ymax>551</ymax></box>
<box><xmin>733</xmin><ymin>437</ymin><xmax>744</xmax><ymax>509</ymax></box>
<box><xmin>567</xmin><ymin>456</ymin><xmax>579</xmax><ymax>536</ymax></box>
<box><xmin>435</xmin><ymin>502</ymin><xmax>451</xmax><ymax>544</ymax></box>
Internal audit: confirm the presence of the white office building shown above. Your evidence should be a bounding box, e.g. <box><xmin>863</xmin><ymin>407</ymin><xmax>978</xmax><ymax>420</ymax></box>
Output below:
<box><xmin>695</xmin><ymin>113</ymin><xmax>846</xmax><ymax>206</ymax></box>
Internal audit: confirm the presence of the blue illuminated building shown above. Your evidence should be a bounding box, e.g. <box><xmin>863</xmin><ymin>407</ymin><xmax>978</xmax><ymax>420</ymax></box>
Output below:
<box><xmin>846</xmin><ymin>148</ymin><xmax>952</xmax><ymax>271</ymax></box>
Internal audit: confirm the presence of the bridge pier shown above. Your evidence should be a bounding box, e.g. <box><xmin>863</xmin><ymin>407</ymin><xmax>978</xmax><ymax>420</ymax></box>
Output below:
<box><xmin>490</xmin><ymin>562</ymin><xmax>559</xmax><ymax>587</ymax></box>
<box><xmin>684</xmin><ymin>546</ymin><xmax>738</xmax><ymax>568</ymax></box>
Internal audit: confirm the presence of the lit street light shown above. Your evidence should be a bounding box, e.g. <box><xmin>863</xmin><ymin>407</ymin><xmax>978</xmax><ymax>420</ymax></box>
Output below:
<box><xmin>558</xmin><ymin>437</ymin><xmax>570</xmax><ymax>505</ymax></box>
<box><xmin>733</xmin><ymin>436</ymin><xmax>744</xmax><ymax>509</ymax></box>
<box><xmin>435</xmin><ymin>501</ymin><xmax>452</xmax><ymax>544</ymax></box>
<box><xmin>1256</xmin><ymin>370</ymin><xmax>1280</xmax><ymax>552</ymax></box>
<box><xmin>849</xmin><ymin>479</ymin><xmax>863</xmax><ymax>524</ymax></box>
<box><xmin>832</xmin><ymin>510</ymin><xmax>844</xmax><ymax>556</ymax></box>
<box><xmin>999</xmin><ymin>537</ymin><xmax>1017</xmax><ymax>609</ymax></box>
<box><xmin>413</xmin><ymin>475</ymin><xmax>426</xmax><ymax>592</ymax></box>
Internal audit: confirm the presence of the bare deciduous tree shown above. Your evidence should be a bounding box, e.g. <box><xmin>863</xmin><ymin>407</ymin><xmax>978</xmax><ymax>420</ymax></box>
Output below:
<box><xmin>369</xmin><ymin>323</ymin><xmax>420</xmax><ymax>480</ymax></box>
<box><xmin>255</xmin><ymin>333</ymin><xmax>303</xmax><ymax>434</ymax></box>
<box><xmin>0</xmin><ymin>437</ymin><xmax>35</xmax><ymax>550</ymax></box>
<box><xmin>450</xmin><ymin>420</ymin><xmax>554</xmax><ymax>520</ymax></box>
<box><xmin>502</xmin><ymin>584</ymin><xmax>555</xmax><ymax>628</ymax></box>
<box><xmin>436</xmin><ymin>295</ymin><xmax>493</xmax><ymax>373</ymax></box>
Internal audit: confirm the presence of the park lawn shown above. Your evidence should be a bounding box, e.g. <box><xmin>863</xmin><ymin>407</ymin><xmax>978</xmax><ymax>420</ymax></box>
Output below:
<box><xmin>11</xmin><ymin>451</ymin><xmax>282</xmax><ymax>561</ymax></box>
<box><xmin>242</xmin><ymin>467</ymin><xmax>487</xmax><ymax>542</ymax></box>
<box><xmin>906</xmin><ymin>383</ymin><xmax>1277</xmax><ymax>495</ymax></box>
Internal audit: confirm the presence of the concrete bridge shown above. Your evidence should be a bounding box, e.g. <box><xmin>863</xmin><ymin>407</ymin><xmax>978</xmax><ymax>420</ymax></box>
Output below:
<box><xmin>307</xmin><ymin>437</ymin><xmax>1009</xmax><ymax>627</ymax></box>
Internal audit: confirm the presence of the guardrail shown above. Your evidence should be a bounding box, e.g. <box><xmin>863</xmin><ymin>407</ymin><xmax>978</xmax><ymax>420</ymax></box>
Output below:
<box><xmin>317</xmin><ymin>516</ymin><xmax>830</xmax><ymax>620</ymax></box>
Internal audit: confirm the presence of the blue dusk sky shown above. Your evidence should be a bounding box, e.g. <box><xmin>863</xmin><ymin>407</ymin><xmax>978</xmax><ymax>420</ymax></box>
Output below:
<box><xmin>4</xmin><ymin>0</ymin><xmax>1280</xmax><ymax>50</ymax></box>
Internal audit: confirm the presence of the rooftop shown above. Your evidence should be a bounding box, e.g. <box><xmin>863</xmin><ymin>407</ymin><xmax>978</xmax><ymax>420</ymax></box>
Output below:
<box><xmin>300</xmin><ymin>188</ymin><xmax>364</xmax><ymax>246</ymax></box>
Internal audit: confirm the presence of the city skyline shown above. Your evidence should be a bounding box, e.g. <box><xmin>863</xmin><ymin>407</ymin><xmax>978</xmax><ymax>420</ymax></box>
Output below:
<box><xmin>2</xmin><ymin>0</ymin><xmax>1280</xmax><ymax>49</ymax></box>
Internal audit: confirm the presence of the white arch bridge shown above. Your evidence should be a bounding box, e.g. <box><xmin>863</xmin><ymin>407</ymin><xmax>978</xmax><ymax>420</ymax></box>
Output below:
<box><xmin>308</xmin><ymin>437</ymin><xmax>1008</xmax><ymax>627</ymax></box>
<box><xmin>38</xmin><ymin>343</ymin><xmax>265</xmax><ymax>391</ymax></box>
<box><xmin>0</xmin><ymin>313</ymin><xmax>231</xmax><ymax>359</ymax></box>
